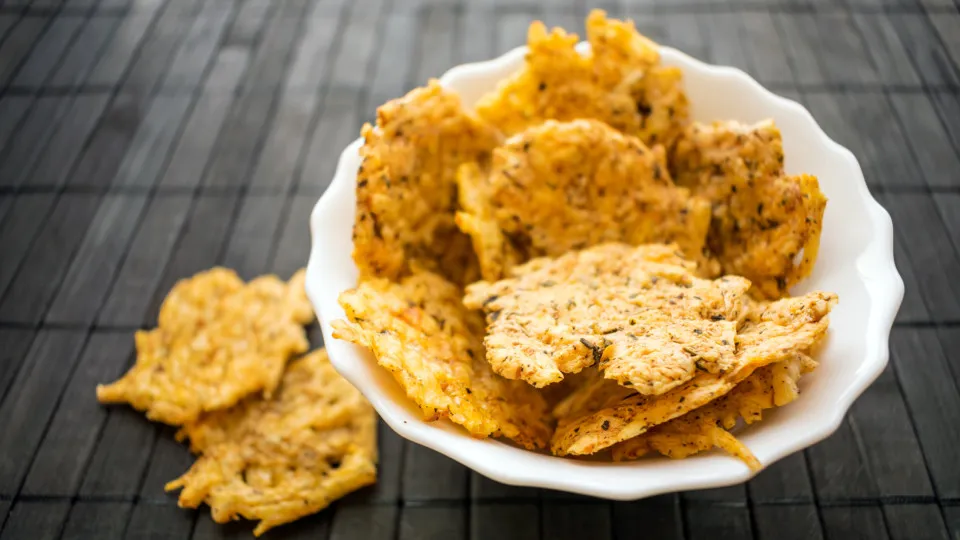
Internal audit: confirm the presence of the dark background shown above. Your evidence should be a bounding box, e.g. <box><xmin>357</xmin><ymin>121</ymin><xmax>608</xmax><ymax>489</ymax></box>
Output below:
<box><xmin>0</xmin><ymin>0</ymin><xmax>958</xmax><ymax>538</ymax></box>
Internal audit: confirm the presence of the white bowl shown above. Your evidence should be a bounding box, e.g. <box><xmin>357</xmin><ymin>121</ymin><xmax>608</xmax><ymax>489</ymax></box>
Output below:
<box><xmin>305</xmin><ymin>45</ymin><xmax>904</xmax><ymax>499</ymax></box>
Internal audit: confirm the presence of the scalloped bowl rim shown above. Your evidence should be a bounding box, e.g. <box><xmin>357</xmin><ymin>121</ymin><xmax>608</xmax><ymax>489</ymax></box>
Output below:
<box><xmin>305</xmin><ymin>44</ymin><xmax>904</xmax><ymax>499</ymax></box>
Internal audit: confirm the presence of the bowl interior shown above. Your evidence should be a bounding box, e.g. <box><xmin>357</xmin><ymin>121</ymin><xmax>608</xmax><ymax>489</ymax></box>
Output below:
<box><xmin>305</xmin><ymin>46</ymin><xmax>902</xmax><ymax>499</ymax></box>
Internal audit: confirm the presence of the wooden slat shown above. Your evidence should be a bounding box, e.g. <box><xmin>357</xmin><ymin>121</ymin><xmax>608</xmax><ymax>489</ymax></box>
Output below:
<box><xmin>190</xmin><ymin>512</ymin><xmax>253</xmax><ymax>540</ymax></box>
<box><xmin>67</xmin><ymin>92</ymin><xmax>151</xmax><ymax>189</ymax></box>
<box><xmin>200</xmin><ymin>90</ymin><xmax>278</xmax><ymax>189</ymax></box>
<box><xmin>748</xmin><ymin>452</ymin><xmax>816</xmax><ymax>503</ymax></box>
<box><xmin>96</xmin><ymin>194</ymin><xmax>192</xmax><ymax>327</ymax></box>
<box><xmin>326</xmin><ymin>0</ymin><xmax>383</xmax><ymax>91</ymax></box>
<box><xmin>739</xmin><ymin>11</ymin><xmax>797</xmax><ymax>87</ymax></box>
<box><xmin>247</xmin><ymin>93</ymin><xmax>319</xmax><ymax>194</ymax></box>
<box><xmin>60</xmin><ymin>501</ymin><xmax>132</xmax><ymax>540</ymax></box>
<box><xmin>612</xmin><ymin>496</ymin><xmax>684</xmax><ymax>540</ymax></box>
<box><xmin>542</xmin><ymin>502</ymin><xmax>612</xmax><ymax>540</ymax></box>
<box><xmin>883</xmin><ymin>504</ymin><xmax>950</xmax><ymax>540</ymax></box>
<box><xmin>142</xmin><ymin>193</ymin><xmax>241</xmax><ymax>326</ymax></box>
<box><xmin>889</xmin><ymin>14</ymin><xmax>959</xmax><ymax>87</ymax></box>
<box><xmin>125</xmin><ymin>504</ymin><xmax>196</xmax><ymax>539</ymax></box>
<box><xmin>47</xmin><ymin>16</ymin><xmax>121</xmax><ymax>87</ymax></box>
<box><xmin>0</xmin><ymin>193</ymin><xmax>102</xmax><ymax>324</ymax></box>
<box><xmin>852</xmin><ymin>14</ymin><xmax>922</xmax><ymax>87</ymax></box>
<box><xmin>120</xmin><ymin>3</ymin><xmax>192</xmax><ymax>92</ymax></box>
<box><xmin>85</xmin><ymin>12</ymin><xmax>160</xmax><ymax>86</ymax></box>
<box><xmin>0</xmin><ymin>194</ymin><xmax>56</xmax><ymax>298</ymax></box>
<box><xmin>297</xmin><ymin>88</ymin><xmax>362</xmax><ymax>194</ymax></box>
<box><xmin>138</xmin><ymin>427</ymin><xmax>193</xmax><ymax>502</ymax></box>
<box><xmin>0</xmin><ymin>96</ymin><xmax>33</xmax><ymax>151</ymax></box>
<box><xmin>888</xmin><ymin>93</ymin><xmax>960</xmax><ymax>188</ymax></box>
<box><xmin>46</xmin><ymin>194</ymin><xmax>149</xmax><ymax>325</ymax></box>
<box><xmin>459</xmin><ymin>3</ymin><xmax>493</xmax><ymax>66</ymax></box>
<box><xmin>0</xmin><ymin>328</ymin><xmax>36</xmax><ymax>404</ymax></box>
<box><xmin>471</xmin><ymin>503</ymin><xmax>538</xmax><ymax>540</ymax></box>
<box><xmin>340</xmin><ymin>421</ymin><xmax>404</xmax><ymax>504</ymax></box>
<box><xmin>470</xmin><ymin>473</ymin><xmax>539</xmax><ymax>501</ymax></box>
<box><xmin>110</xmin><ymin>94</ymin><xmax>194</xmax><ymax>188</ymax></box>
<box><xmin>329</xmin><ymin>505</ymin><xmax>397</xmax><ymax>540</ymax></box>
<box><xmin>220</xmin><ymin>0</ymin><xmax>272</xmax><ymax>50</ymax></box>
<box><xmin>0</xmin><ymin>96</ymin><xmax>73</xmax><ymax>188</ymax></box>
<box><xmin>267</xmin><ymin>193</ymin><xmax>314</xmax><ymax>279</ymax></box>
<box><xmin>936</xmin><ymin>327</ymin><xmax>960</xmax><ymax>391</ymax></box>
<box><xmin>413</xmin><ymin>4</ymin><xmax>457</xmax><ymax>85</ymax></box>
<box><xmin>892</xmin><ymin>232</ymin><xmax>933</xmax><ymax>324</ymax></box>
<box><xmin>283</xmin><ymin>11</ymin><xmax>339</xmax><ymax>92</ymax></box>
<box><xmin>848</xmin><ymin>365</ymin><xmax>935</xmax><ymax>498</ymax></box>
<box><xmin>820</xmin><ymin>506</ymin><xmax>890</xmax><ymax>540</ymax></box>
<box><xmin>20</xmin><ymin>331</ymin><xmax>132</xmax><ymax>497</ymax></box>
<box><xmin>402</xmin><ymin>444</ymin><xmax>468</xmax><ymax>501</ymax></box>
<box><xmin>158</xmin><ymin>60</ymin><xmax>245</xmax><ymax>189</ymax></box>
<box><xmin>684</xmin><ymin>483</ymin><xmax>747</xmax><ymax>503</ymax></box>
<box><xmin>890</xmin><ymin>328</ymin><xmax>960</xmax><ymax>499</ymax></box>
<box><xmin>684</xmin><ymin>504</ymin><xmax>753</xmax><ymax>540</ymax></box>
<box><xmin>943</xmin><ymin>506</ymin><xmax>959</xmax><ymax>540</ymax></box>
<box><xmin>0</xmin><ymin>17</ymin><xmax>48</xmax><ymax>86</ymax></box>
<box><xmin>160</xmin><ymin>5</ymin><xmax>233</xmax><ymax>90</ymax></box>
<box><xmin>812</xmin><ymin>12</ymin><xmax>880</xmax><ymax>86</ymax></box>
<box><xmin>806</xmin><ymin>419</ymin><xmax>878</xmax><ymax>501</ymax></box>
<box><xmin>702</xmin><ymin>13</ymin><xmax>751</xmax><ymax>72</ymax></box>
<box><xmin>11</xmin><ymin>14</ymin><xmax>85</xmax><ymax>87</ymax></box>
<box><xmin>398</xmin><ymin>506</ymin><xmax>466</xmax><ymax>540</ymax></box>
<box><xmin>22</xmin><ymin>93</ymin><xmax>111</xmax><ymax>188</ymax></box>
<box><xmin>496</xmin><ymin>10</ymin><xmax>537</xmax><ymax>57</ymax></box>
<box><xmin>220</xmin><ymin>194</ymin><xmax>287</xmax><ymax>279</ymax></box>
<box><xmin>930</xmin><ymin>92</ymin><xmax>960</xmax><ymax>161</ymax></box>
<box><xmin>0</xmin><ymin>501</ymin><xmax>70</xmax><ymax>540</ymax></box>
<box><xmin>882</xmin><ymin>194</ymin><xmax>960</xmax><ymax>321</ymax></box>
<box><xmin>773</xmin><ymin>14</ymin><xmax>827</xmax><ymax>86</ymax></box>
<box><xmin>78</xmin><ymin>405</ymin><xmax>156</xmax><ymax>497</ymax></box>
<box><xmin>236</xmin><ymin>2</ymin><xmax>308</xmax><ymax>91</ymax></box>
<box><xmin>0</xmin><ymin>329</ymin><xmax>87</xmax><ymax>495</ymax></box>
<box><xmin>754</xmin><ymin>504</ymin><xmax>824</xmax><ymax>540</ymax></box>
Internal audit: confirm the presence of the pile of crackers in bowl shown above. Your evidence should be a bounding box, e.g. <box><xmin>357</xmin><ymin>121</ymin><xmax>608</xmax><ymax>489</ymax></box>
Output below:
<box><xmin>333</xmin><ymin>10</ymin><xmax>837</xmax><ymax>467</ymax></box>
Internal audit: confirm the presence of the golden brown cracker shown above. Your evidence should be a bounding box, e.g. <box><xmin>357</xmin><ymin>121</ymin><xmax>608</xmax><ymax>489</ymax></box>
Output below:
<box><xmin>167</xmin><ymin>349</ymin><xmax>376</xmax><ymax>536</ymax></box>
<box><xmin>352</xmin><ymin>81</ymin><xmax>500</xmax><ymax>284</ymax></box>
<box><xmin>672</xmin><ymin>120</ymin><xmax>827</xmax><ymax>298</ymax></box>
<box><xmin>473</xmin><ymin>120</ymin><xmax>711</xmax><ymax>274</ymax></box>
<box><xmin>333</xmin><ymin>270</ymin><xmax>552</xmax><ymax>449</ymax></box>
<box><xmin>464</xmin><ymin>243</ymin><xmax>750</xmax><ymax>392</ymax></box>
<box><xmin>549</xmin><ymin>290</ymin><xmax>835</xmax><ymax>455</ymax></box>
<box><xmin>612</xmin><ymin>353</ymin><xmax>810</xmax><ymax>468</ymax></box>
<box><xmin>455</xmin><ymin>162</ymin><xmax>523</xmax><ymax>281</ymax></box>
<box><xmin>97</xmin><ymin>268</ymin><xmax>311</xmax><ymax>425</ymax></box>
<box><xmin>476</xmin><ymin>11</ymin><xmax>689</xmax><ymax>149</ymax></box>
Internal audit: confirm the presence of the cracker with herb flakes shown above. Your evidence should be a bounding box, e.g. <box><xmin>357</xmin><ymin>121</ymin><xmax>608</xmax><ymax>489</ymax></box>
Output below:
<box><xmin>475</xmin><ymin>10</ymin><xmax>689</xmax><ymax>150</ymax></box>
<box><xmin>353</xmin><ymin>81</ymin><xmax>501</xmax><ymax>285</ymax></box>
<box><xmin>97</xmin><ymin>268</ymin><xmax>311</xmax><ymax>426</ymax></box>
<box><xmin>455</xmin><ymin>161</ymin><xmax>523</xmax><ymax>282</ymax></box>
<box><xmin>550</xmin><ymin>290</ymin><xmax>835</xmax><ymax>455</ymax></box>
<box><xmin>333</xmin><ymin>270</ymin><xmax>552</xmax><ymax>450</ymax></box>
<box><xmin>464</xmin><ymin>243</ymin><xmax>751</xmax><ymax>392</ymax></box>
<box><xmin>455</xmin><ymin>120</ymin><xmax>712</xmax><ymax>280</ymax></box>
<box><xmin>672</xmin><ymin>120</ymin><xmax>827</xmax><ymax>298</ymax></box>
<box><xmin>611</xmin><ymin>353</ymin><xmax>814</xmax><ymax>468</ymax></box>
<box><xmin>167</xmin><ymin>349</ymin><xmax>376</xmax><ymax>537</ymax></box>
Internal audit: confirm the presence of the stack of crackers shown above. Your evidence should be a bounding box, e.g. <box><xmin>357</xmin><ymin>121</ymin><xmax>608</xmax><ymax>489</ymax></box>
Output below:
<box><xmin>97</xmin><ymin>269</ymin><xmax>376</xmax><ymax>536</ymax></box>
<box><xmin>335</xmin><ymin>10</ymin><xmax>836</xmax><ymax>468</ymax></box>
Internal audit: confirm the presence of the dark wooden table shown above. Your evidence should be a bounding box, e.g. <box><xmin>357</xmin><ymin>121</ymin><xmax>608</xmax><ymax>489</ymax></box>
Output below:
<box><xmin>0</xmin><ymin>0</ymin><xmax>958</xmax><ymax>538</ymax></box>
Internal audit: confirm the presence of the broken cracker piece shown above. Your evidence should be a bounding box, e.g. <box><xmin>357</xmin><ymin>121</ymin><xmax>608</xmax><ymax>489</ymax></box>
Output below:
<box><xmin>333</xmin><ymin>270</ymin><xmax>552</xmax><ymax>450</ymax></box>
<box><xmin>611</xmin><ymin>353</ymin><xmax>811</xmax><ymax>469</ymax></box>
<box><xmin>672</xmin><ymin>120</ymin><xmax>827</xmax><ymax>298</ymax></box>
<box><xmin>475</xmin><ymin>10</ymin><xmax>689</xmax><ymax>149</ymax></box>
<box><xmin>97</xmin><ymin>268</ymin><xmax>311</xmax><ymax>425</ymax></box>
<box><xmin>550</xmin><ymin>290</ymin><xmax>836</xmax><ymax>455</ymax></box>
<box><xmin>456</xmin><ymin>119</ymin><xmax>711</xmax><ymax>279</ymax></box>
<box><xmin>167</xmin><ymin>349</ymin><xmax>376</xmax><ymax>536</ymax></box>
<box><xmin>352</xmin><ymin>81</ymin><xmax>501</xmax><ymax>285</ymax></box>
<box><xmin>464</xmin><ymin>243</ymin><xmax>750</xmax><ymax>392</ymax></box>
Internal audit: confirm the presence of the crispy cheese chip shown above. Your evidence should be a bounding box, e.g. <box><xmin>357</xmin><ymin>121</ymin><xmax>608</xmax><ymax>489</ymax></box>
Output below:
<box><xmin>475</xmin><ymin>10</ymin><xmax>689</xmax><ymax>149</ymax></box>
<box><xmin>672</xmin><ymin>120</ymin><xmax>827</xmax><ymax>298</ymax></box>
<box><xmin>353</xmin><ymin>81</ymin><xmax>501</xmax><ymax>285</ymax></box>
<box><xmin>97</xmin><ymin>268</ymin><xmax>311</xmax><ymax>425</ymax></box>
<box><xmin>332</xmin><ymin>270</ymin><xmax>552</xmax><ymax>449</ymax></box>
<box><xmin>455</xmin><ymin>161</ymin><xmax>523</xmax><ymax>282</ymax></box>
<box><xmin>611</xmin><ymin>353</ymin><xmax>813</xmax><ymax>468</ymax></box>
<box><xmin>550</xmin><ymin>290</ymin><xmax>836</xmax><ymax>455</ymax></box>
<box><xmin>166</xmin><ymin>349</ymin><xmax>376</xmax><ymax>536</ymax></box>
<box><xmin>455</xmin><ymin>120</ymin><xmax>712</xmax><ymax>279</ymax></box>
<box><xmin>464</xmin><ymin>243</ymin><xmax>750</xmax><ymax>392</ymax></box>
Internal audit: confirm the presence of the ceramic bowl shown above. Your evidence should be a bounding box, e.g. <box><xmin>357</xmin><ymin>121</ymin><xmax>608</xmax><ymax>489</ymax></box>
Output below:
<box><xmin>305</xmin><ymin>44</ymin><xmax>903</xmax><ymax>499</ymax></box>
